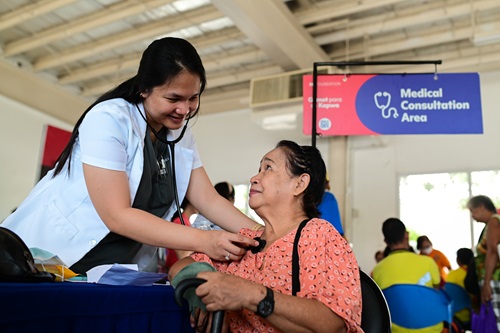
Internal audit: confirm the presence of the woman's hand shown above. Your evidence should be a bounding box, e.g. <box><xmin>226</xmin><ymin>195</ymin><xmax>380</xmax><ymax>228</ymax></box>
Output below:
<box><xmin>190</xmin><ymin>309</ymin><xmax>229</xmax><ymax>333</ymax></box>
<box><xmin>481</xmin><ymin>281</ymin><xmax>493</xmax><ymax>303</ymax></box>
<box><xmin>200</xmin><ymin>230</ymin><xmax>258</xmax><ymax>261</ymax></box>
<box><xmin>195</xmin><ymin>271</ymin><xmax>257</xmax><ymax>312</ymax></box>
<box><xmin>190</xmin><ymin>307</ymin><xmax>210</xmax><ymax>333</ymax></box>
<box><xmin>195</xmin><ymin>271</ymin><xmax>347</xmax><ymax>333</ymax></box>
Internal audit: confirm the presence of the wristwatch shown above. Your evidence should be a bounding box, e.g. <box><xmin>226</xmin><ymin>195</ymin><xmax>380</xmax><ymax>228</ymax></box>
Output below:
<box><xmin>256</xmin><ymin>287</ymin><xmax>274</xmax><ymax>318</ymax></box>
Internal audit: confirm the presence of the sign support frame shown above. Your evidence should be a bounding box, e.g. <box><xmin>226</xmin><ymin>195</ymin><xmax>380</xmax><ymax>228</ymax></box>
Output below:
<box><xmin>311</xmin><ymin>60</ymin><xmax>442</xmax><ymax>147</ymax></box>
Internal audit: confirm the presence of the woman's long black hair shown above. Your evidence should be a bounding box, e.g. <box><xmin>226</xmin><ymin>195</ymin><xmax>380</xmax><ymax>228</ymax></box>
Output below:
<box><xmin>53</xmin><ymin>37</ymin><xmax>206</xmax><ymax>176</ymax></box>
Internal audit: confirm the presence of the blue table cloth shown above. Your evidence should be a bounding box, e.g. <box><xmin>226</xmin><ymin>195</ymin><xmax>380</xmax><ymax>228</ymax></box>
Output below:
<box><xmin>0</xmin><ymin>282</ymin><xmax>194</xmax><ymax>333</ymax></box>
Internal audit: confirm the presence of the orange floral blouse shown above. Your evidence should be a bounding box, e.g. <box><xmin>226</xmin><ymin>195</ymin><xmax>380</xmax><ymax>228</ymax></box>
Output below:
<box><xmin>191</xmin><ymin>218</ymin><xmax>363</xmax><ymax>333</ymax></box>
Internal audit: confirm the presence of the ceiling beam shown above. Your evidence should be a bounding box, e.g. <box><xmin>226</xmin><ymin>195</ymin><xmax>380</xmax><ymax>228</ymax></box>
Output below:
<box><xmin>0</xmin><ymin>60</ymin><xmax>88</xmax><ymax>124</ymax></box>
<box><xmin>296</xmin><ymin>0</ymin><xmax>408</xmax><ymax>25</ymax></box>
<box><xmin>0</xmin><ymin>0</ymin><xmax>77</xmax><ymax>32</ymax></box>
<box><xmin>329</xmin><ymin>26</ymin><xmax>472</xmax><ymax>60</ymax></box>
<box><xmin>202</xmin><ymin>86</ymin><xmax>250</xmax><ymax>115</ymax></box>
<box><xmin>211</xmin><ymin>0</ymin><xmax>329</xmax><ymax>70</ymax></box>
<box><xmin>59</xmin><ymin>44</ymin><xmax>267</xmax><ymax>85</ymax></box>
<box><xmin>4</xmin><ymin>0</ymin><xmax>175</xmax><ymax>56</ymax></box>
<box><xmin>80</xmin><ymin>62</ymin><xmax>282</xmax><ymax>98</ymax></box>
<box><xmin>207</xmin><ymin>63</ymin><xmax>283</xmax><ymax>88</ymax></box>
<box><xmin>58</xmin><ymin>54</ymin><xmax>141</xmax><ymax>85</ymax></box>
<box><xmin>332</xmin><ymin>42</ymin><xmax>500</xmax><ymax>74</ymax></box>
<box><xmin>33</xmin><ymin>5</ymin><xmax>224</xmax><ymax>71</ymax></box>
<box><xmin>327</xmin><ymin>18</ymin><xmax>500</xmax><ymax>62</ymax></box>
<box><xmin>58</xmin><ymin>28</ymin><xmax>250</xmax><ymax>84</ymax></box>
<box><xmin>314</xmin><ymin>0</ymin><xmax>500</xmax><ymax>45</ymax></box>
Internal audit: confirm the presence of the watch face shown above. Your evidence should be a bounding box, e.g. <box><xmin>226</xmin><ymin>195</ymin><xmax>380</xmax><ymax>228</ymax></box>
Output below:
<box><xmin>257</xmin><ymin>288</ymin><xmax>274</xmax><ymax>318</ymax></box>
<box><xmin>259</xmin><ymin>299</ymin><xmax>273</xmax><ymax>316</ymax></box>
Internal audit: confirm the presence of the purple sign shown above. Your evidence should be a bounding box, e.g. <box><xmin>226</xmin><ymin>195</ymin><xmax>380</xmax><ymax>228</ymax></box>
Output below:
<box><xmin>355</xmin><ymin>73</ymin><xmax>483</xmax><ymax>134</ymax></box>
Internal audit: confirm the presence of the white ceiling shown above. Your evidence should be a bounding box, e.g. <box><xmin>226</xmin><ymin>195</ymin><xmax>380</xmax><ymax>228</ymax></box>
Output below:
<box><xmin>1</xmin><ymin>0</ymin><xmax>500</xmax><ymax>123</ymax></box>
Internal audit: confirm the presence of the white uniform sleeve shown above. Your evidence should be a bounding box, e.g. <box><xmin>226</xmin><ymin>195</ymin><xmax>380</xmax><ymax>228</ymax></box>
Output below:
<box><xmin>79</xmin><ymin>104</ymin><xmax>131</xmax><ymax>171</ymax></box>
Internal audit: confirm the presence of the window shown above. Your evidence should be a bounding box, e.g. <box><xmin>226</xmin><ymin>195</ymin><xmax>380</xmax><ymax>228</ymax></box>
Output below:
<box><xmin>399</xmin><ymin>170</ymin><xmax>500</xmax><ymax>269</ymax></box>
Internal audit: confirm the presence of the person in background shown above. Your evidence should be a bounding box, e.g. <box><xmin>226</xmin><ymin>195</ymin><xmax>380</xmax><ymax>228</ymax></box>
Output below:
<box><xmin>193</xmin><ymin>181</ymin><xmax>236</xmax><ymax>231</ymax></box>
<box><xmin>372</xmin><ymin>217</ymin><xmax>440</xmax><ymax>333</ymax></box>
<box><xmin>446</xmin><ymin>247</ymin><xmax>474</xmax><ymax>329</ymax></box>
<box><xmin>1</xmin><ymin>37</ymin><xmax>259</xmax><ymax>275</ymax></box>
<box><xmin>163</xmin><ymin>197</ymin><xmax>198</xmax><ymax>272</ymax></box>
<box><xmin>214</xmin><ymin>181</ymin><xmax>236</xmax><ymax>204</ymax></box>
<box><xmin>382</xmin><ymin>243</ymin><xmax>416</xmax><ymax>258</ymax></box>
<box><xmin>317</xmin><ymin>173</ymin><xmax>344</xmax><ymax>236</ymax></box>
<box><xmin>467</xmin><ymin>195</ymin><xmax>500</xmax><ymax>331</ymax></box>
<box><xmin>170</xmin><ymin>140</ymin><xmax>363</xmax><ymax>333</ymax></box>
<box><xmin>370</xmin><ymin>250</ymin><xmax>385</xmax><ymax>278</ymax></box>
<box><xmin>416</xmin><ymin>235</ymin><xmax>452</xmax><ymax>286</ymax></box>
<box><xmin>375</xmin><ymin>250</ymin><xmax>385</xmax><ymax>263</ymax></box>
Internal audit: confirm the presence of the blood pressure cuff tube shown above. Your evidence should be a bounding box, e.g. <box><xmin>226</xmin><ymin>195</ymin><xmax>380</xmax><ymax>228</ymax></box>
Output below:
<box><xmin>171</xmin><ymin>262</ymin><xmax>216</xmax><ymax>313</ymax></box>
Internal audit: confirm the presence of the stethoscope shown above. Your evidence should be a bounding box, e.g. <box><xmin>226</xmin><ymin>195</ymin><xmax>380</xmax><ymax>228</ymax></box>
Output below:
<box><xmin>135</xmin><ymin>103</ymin><xmax>190</xmax><ymax>226</ymax></box>
<box><xmin>374</xmin><ymin>91</ymin><xmax>399</xmax><ymax>119</ymax></box>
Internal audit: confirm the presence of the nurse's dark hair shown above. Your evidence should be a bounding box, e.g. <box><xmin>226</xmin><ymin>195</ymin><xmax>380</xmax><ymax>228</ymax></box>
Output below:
<box><xmin>467</xmin><ymin>195</ymin><xmax>497</xmax><ymax>213</ymax></box>
<box><xmin>52</xmin><ymin>37</ymin><xmax>206</xmax><ymax>176</ymax></box>
<box><xmin>276</xmin><ymin>140</ymin><xmax>326</xmax><ymax>219</ymax></box>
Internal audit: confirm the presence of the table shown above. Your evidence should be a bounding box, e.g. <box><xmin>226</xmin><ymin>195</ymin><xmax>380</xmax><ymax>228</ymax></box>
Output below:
<box><xmin>0</xmin><ymin>281</ymin><xmax>195</xmax><ymax>333</ymax></box>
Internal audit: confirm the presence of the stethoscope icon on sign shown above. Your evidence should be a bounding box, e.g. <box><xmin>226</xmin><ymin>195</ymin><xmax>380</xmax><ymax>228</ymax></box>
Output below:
<box><xmin>374</xmin><ymin>91</ymin><xmax>399</xmax><ymax>119</ymax></box>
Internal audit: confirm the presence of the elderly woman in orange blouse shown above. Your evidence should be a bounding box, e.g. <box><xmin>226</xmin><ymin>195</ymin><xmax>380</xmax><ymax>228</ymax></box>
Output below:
<box><xmin>170</xmin><ymin>140</ymin><xmax>363</xmax><ymax>333</ymax></box>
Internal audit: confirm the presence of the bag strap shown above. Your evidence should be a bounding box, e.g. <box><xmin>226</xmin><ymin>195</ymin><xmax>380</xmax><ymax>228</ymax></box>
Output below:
<box><xmin>292</xmin><ymin>219</ymin><xmax>310</xmax><ymax>296</ymax></box>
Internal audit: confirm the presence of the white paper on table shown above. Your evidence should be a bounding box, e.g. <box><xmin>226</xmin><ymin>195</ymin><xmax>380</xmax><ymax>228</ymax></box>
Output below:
<box><xmin>86</xmin><ymin>264</ymin><xmax>138</xmax><ymax>283</ymax></box>
<box><xmin>87</xmin><ymin>263</ymin><xmax>167</xmax><ymax>286</ymax></box>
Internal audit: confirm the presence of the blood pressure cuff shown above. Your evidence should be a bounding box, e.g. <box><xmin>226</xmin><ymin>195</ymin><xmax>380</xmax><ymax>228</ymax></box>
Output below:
<box><xmin>171</xmin><ymin>262</ymin><xmax>216</xmax><ymax>313</ymax></box>
<box><xmin>0</xmin><ymin>227</ymin><xmax>55</xmax><ymax>282</ymax></box>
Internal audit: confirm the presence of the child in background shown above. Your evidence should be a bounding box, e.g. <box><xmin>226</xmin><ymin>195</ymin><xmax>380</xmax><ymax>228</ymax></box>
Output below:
<box><xmin>447</xmin><ymin>248</ymin><xmax>474</xmax><ymax>328</ymax></box>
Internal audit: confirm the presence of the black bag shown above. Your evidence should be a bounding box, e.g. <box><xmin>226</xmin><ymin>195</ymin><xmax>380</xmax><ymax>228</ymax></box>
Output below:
<box><xmin>0</xmin><ymin>226</ymin><xmax>55</xmax><ymax>282</ymax></box>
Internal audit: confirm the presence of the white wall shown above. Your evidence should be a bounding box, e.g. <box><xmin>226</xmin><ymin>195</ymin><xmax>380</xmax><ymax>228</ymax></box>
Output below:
<box><xmin>1</xmin><ymin>70</ymin><xmax>499</xmax><ymax>275</ymax></box>
<box><xmin>191</xmin><ymin>110</ymin><xmax>329</xmax><ymax>185</ymax></box>
<box><xmin>0</xmin><ymin>95</ymin><xmax>72</xmax><ymax>220</ymax></box>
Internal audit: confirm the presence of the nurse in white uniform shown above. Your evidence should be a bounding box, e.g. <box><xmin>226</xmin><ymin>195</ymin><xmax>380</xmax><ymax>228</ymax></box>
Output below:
<box><xmin>2</xmin><ymin>37</ymin><xmax>259</xmax><ymax>274</ymax></box>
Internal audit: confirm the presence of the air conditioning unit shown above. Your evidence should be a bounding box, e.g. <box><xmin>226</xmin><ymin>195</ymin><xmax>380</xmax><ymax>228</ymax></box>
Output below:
<box><xmin>249</xmin><ymin>68</ymin><xmax>330</xmax><ymax>130</ymax></box>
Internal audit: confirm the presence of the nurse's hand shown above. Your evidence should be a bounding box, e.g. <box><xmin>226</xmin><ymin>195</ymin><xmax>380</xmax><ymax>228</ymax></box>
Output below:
<box><xmin>201</xmin><ymin>230</ymin><xmax>258</xmax><ymax>262</ymax></box>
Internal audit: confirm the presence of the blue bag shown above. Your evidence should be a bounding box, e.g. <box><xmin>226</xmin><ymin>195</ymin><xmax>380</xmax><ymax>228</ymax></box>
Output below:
<box><xmin>472</xmin><ymin>301</ymin><xmax>498</xmax><ymax>333</ymax></box>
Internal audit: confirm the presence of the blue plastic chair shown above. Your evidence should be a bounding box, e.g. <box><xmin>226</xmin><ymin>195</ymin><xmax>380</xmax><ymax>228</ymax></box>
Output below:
<box><xmin>382</xmin><ymin>284</ymin><xmax>452</xmax><ymax>329</ymax></box>
<box><xmin>443</xmin><ymin>282</ymin><xmax>471</xmax><ymax>316</ymax></box>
